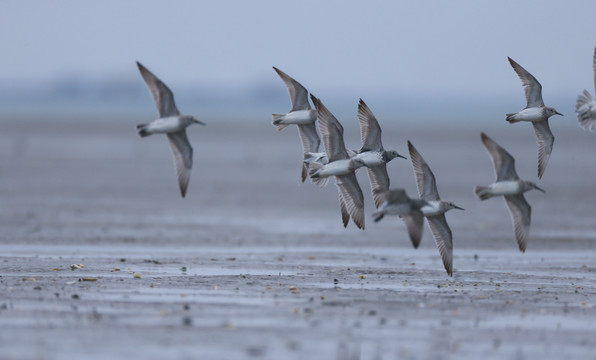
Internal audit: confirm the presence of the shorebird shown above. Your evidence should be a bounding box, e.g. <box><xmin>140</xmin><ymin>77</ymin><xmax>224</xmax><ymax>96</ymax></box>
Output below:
<box><xmin>135</xmin><ymin>61</ymin><xmax>205</xmax><ymax>198</ymax></box>
<box><xmin>271</xmin><ymin>67</ymin><xmax>319</xmax><ymax>182</ymax></box>
<box><xmin>474</xmin><ymin>133</ymin><xmax>545</xmax><ymax>252</ymax></box>
<box><xmin>309</xmin><ymin>94</ymin><xmax>366</xmax><ymax>229</ymax></box>
<box><xmin>353</xmin><ymin>99</ymin><xmax>406</xmax><ymax>208</ymax></box>
<box><xmin>372</xmin><ymin>189</ymin><xmax>428</xmax><ymax>248</ymax></box>
<box><xmin>506</xmin><ymin>57</ymin><xmax>563</xmax><ymax>179</ymax></box>
<box><xmin>408</xmin><ymin>141</ymin><xmax>463</xmax><ymax>276</ymax></box>
<box><xmin>575</xmin><ymin>47</ymin><xmax>596</xmax><ymax>132</ymax></box>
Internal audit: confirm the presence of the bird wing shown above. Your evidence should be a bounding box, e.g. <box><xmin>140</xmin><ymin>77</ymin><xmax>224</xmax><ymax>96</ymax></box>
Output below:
<box><xmin>508</xmin><ymin>57</ymin><xmax>544</xmax><ymax>108</ymax></box>
<box><xmin>504</xmin><ymin>194</ymin><xmax>531</xmax><ymax>252</ymax></box>
<box><xmin>297</xmin><ymin>123</ymin><xmax>321</xmax><ymax>155</ymax></box>
<box><xmin>137</xmin><ymin>62</ymin><xmax>180</xmax><ymax>117</ymax></box>
<box><xmin>593</xmin><ymin>47</ymin><xmax>596</xmax><ymax>93</ymax></box>
<box><xmin>357</xmin><ymin>99</ymin><xmax>383</xmax><ymax>151</ymax></box>
<box><xmin>297</xmin><ymin>123</ymin><xmax>321</xmax><ymax>182</ymax></box>
<box><xmin>480</xmin><ymin>132</ymin><xmax>518</xmax><ymax>181</ymax></box>
<box><xmin>427</xmin><ymin>214</ymin><xmax>454</xmax><ymax>276</ymax></box>
<box><xmin>336</xmin><ymin>174</ymin><xmax>365</xmax><ymax>229</ymax></box>
<box><xmin>273</xmin><ymin>67</ymin><xmax>311</xmax><ymax>111</ymax></box>
<box><xmin>366</xmin><ymin>165</ymin><xmax>390</xmax><ymax>208</ymax></box>
<box><xmin>408</xmin><ymin>141</ymin><xmax>440</xmax><ymax>201</ymax></box>
<box><xmin>310</xmin><ymin>95</ymin><xmax>349</xmax><ymax>162</ymax></box>
<box><xmin>386</xmin><ymin>188</ymin><xmax>408</xmax><ymax>203</ymax></box>
<box><xmin>402</xmin><ymin>210</ymin><xmax>424</xmax><ymax>249</ymax></box>
<box><xmin>166</xmin><ymin>130</ymin><xmax>193</xmax><ymax>198</ymax></box>
<box><xmin>337</xmin><ymin>190</ymin><xmax>350</xmax><ymax>228</ymax></box>
<box><xmin>532</xmin><ymin>120</ymin><xmax>554</xmax><ymax>179</ymax></box>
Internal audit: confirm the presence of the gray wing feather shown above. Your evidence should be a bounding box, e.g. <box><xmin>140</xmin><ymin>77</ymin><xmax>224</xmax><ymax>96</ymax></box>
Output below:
<box><xmin>337</xmin><ymin>190</ymin><xmax>350</xmax><ymax>228</ymax></box>
<box><xmin>357</xmin><ymin>99</ymin><xmax>383</xmax><ymax>151</ymax></box>
<box><xmin>481</xmin><ymin>132</ymin><xmax>518</xmax><ymax>181</ymax></box>
<box><xmin>532</xmin><ymin>120</ymin><xmax>553</xmax><ymax>179</ymax></box>
<box><xmin>310</xmin><ymin>95</ymin><xmax>349</xmax><ymax>162</ymax></box>
<box><xmin>593</xmin><ymin>47</ymin><xmax>596</xmax><ymax>93</ymax></box>
<box><xmin>336</xmin><ymin>174</ymin><xmax>365</xmax><ymax>229</ymax></box>
<box><xmin>137</xmin><ymin>62</ymin><xmax>180</xmax><ymax>117</ymax></box>
<box><xmin>297</xmin><ymin>123</ymin><xmax>321</xmax><ymax>155</ymax></box>
<box><xmin>408</xmin><ymin>141</ymin><xmax>440</xmax><ymax>201</ymax></box>
<box><xmin>366</xmin><ymin>165</ymin><xmax>390</xmax><ymax>208</ymax></box>
<box><xmin>427</xmin><ymin>215</ymin><xmax>453</xmax><ymax>276</ymax></box>
<box><xmin>508</xmin><ymin>57</ymin><xmax>544</xmax><ymax>108</ymax></box>
<box><xmin>297</xmin><ymin>123</ymin><xmax>321</xmax><ymax>183</ymax></box>
<box><xmin>273</xmin><ymin>67</ymin><xmax>311</xmax><ymax>111</ymax></box>
<box><xmin>167</xmin><ymin>130</ymin><xmax>193</xmax><ymax>198</ymax></box>
<box><xmin>386</xmin><ymin>189</ymin><xmax>408</xmax><ymax>203</ymax></box>
<box><xmin>403</xmin><ymin>211</ymin><xmax>424</xmax><ymax>249</ymax></box>
<box><xmin>504</xmin><ymin>194</ymin><xmax>531</xmax><ymax>252</ymax></box>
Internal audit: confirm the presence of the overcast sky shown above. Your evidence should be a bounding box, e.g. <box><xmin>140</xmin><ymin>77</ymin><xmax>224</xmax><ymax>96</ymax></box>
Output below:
<box><xmin>1</xmin><ymin>1</ymin><xmax>595</xmax><ymax>103</ymax></box>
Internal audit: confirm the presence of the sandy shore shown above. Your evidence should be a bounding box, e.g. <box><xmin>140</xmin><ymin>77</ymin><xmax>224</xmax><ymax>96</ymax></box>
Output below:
<box><xmin>1</xmin><ymin>115</ymin><xmax>595</xmax><ymax>359</ymax></box>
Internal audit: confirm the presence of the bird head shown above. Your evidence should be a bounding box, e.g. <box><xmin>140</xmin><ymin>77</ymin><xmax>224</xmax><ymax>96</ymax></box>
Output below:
<box><xmin>445</xmin><ymin>202</ymin><xmax>465</xmax><ymax>211</ymax></box>
<box><xmin>546</xmin><ymin>107</ymin><xmax>563</xmax><ymax>118</ymax></box>
<box><xmin>383</xmin><ymin>150</ymin><xmax>407</xmax><ymax>162</ymax></box>
<box><xmin>523</xmin><ymin>181</ymin><xmax>545</xmax><ymax>193</ymax></box>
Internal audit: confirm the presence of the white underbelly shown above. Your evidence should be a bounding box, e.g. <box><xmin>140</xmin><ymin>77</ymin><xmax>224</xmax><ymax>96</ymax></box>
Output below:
<box><xmin>147</xmin><ymin>116</ymin><xmax>183</xmax><ymax>133</ymax></box>
<box><xmin>280</xmin><ymin>110</ymin><xmax>317</xmax><ymax>125</ymax></box>
<box><xmin>317</xmin><ymin>159</ymin><xmax>353</xmax><ymax>177</ymax></box>
<box><xmin>515</xmin><ymin>107</ymin><xmax>544</xmax><ymax>122</ymax></box>
<box><xmin>353</xmin><ymin>151</ymin><xmax>383</xmax><ymax>166</ymax></box>
<box><xmin>489</xmin><ymin>181</ymin><xmax>521</xmax><ymax>196</ymax></box>
<box><xmin>421</xmin><ymin>201</ymin><xmax>442</xmax><ymax>216</ymax></box>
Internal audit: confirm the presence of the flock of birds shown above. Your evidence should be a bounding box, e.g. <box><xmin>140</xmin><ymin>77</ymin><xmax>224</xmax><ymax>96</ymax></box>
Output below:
<box><xmin>135</xmin><ymin>47</ymin><xmax>596</xmax><ymax>277</ymax></box>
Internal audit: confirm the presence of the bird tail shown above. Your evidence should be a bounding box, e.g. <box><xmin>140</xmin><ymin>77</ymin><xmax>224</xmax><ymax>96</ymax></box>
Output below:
<box><xmin>474</xmin><ymin>186</ymin><xmax>492</xmax><ymax>200</ymax></box>
<box><xmin>136</xmin><ymin>124</ymin><xmax>151</xmax><ymax>137</ymax></box>
<box><xmin>505</xmin><ymin>113</ymin><xmax>520</xmax><ymax>123</ymax></box>
<box><xmin>301</xmin><ymin>162</ymin><xmax>308</xmax><ymax>183</ymax></box>
<box><xmin>303</xmin><ymin>152</ymin><xmax>318</xmax><ymax>164</ymax></box>
<box><xmin>576</xmin><ymin>90</ymin><xmax>596</xmax><ymax>129</ymax></box>
<box><xmin>271</xmin><ymin>114</ymin><xmax>289</xmax><ymax>131</ymax></box>
<box><xmin>372</xmin><ymin>210</ymin><xmax>384</xmax><ymax>222</ymax></box>
<box><xmin>308</xmin><ymin>162</ymin><xmax>329</xmax><ymax>187</ymax></box>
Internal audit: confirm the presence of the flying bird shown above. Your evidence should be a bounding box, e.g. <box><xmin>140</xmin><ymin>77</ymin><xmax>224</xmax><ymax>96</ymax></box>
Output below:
<box><xmin>372</xmin><ymin>189</ymin><xmax>428</xmax><ymax>249</ymax></box>
<box><xmin>474</xmin><ymin>133</ymin><xmax>545</xmax><ymax>252</ymax></box>
<box><xmin>575</xmin><ymin>47</ymin><xmax>596</xmax><ymax>132</ymax></box>
<box><xmin>271</xmin><ymin>67</ymin><xmax>319</xmax><ymax>182</ymax></box>
<box><xmin>135</xmin><ymin>61</ymin><xmax>205</xmax><ymax>198</ymax></box>
<box><xmin>506</xmin><ymin>57</ymin><xmax>563</xmax><ymax>179</ymax></box>
<box><xmin>408</xmin><ymin>141</ymin><xmax>463</xmax><ymax>276</ymax></box>
<box><xmin>309</xmin><ymin>94</ymin><xmax>366</xmax><ymax>229</ymax></box>
<box><xmin>353</xmin><ymin>99</ymin><xmax>406</xmax><ymax>208</ymax></box>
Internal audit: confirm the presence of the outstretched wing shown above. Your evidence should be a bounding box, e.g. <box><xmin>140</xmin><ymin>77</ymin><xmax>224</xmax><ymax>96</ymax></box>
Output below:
<box><xmin>137</xmin><ymin>62</ymin><xmax>180</xmax><ymax>117</ymax></box>
<box><xmin>273</xmin><ymin>67</ymin><xmax>311</xmax><ymax>111</ymax></box>
<box><xmin>508</xmin><ymin>57</ymin><xmax>544</xmax><ymax>108</ymax></box>
<box><xmin>167</xmin><ymin>130</ymin><xmax>193</xmax><ymax>197</ymax></box>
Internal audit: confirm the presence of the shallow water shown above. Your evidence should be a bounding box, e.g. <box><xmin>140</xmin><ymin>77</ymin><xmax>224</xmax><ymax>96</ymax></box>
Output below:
<box><xmin>1</xmin><ymin>115</ymin><xmax>595</xmax><ymax>359</ymax></box>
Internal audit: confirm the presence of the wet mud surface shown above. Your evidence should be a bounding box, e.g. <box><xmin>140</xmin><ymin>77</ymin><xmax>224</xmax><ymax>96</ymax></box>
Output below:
<box><xmin>1</xmin><ymin>116</ymin><xmax>595</xmax><ymax>359</ymax></box>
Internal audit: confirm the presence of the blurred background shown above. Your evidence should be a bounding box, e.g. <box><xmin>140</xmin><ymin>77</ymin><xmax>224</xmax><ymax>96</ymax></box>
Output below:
<box><xmin>1</xmin><ymin>0</ymin><xmax>595</xmax><ymax>122</ymax></box>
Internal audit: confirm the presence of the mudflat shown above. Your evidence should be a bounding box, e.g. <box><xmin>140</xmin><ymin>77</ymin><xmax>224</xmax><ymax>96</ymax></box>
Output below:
<box><xmin>1</xmin><ymin>116</ymin><xmax>595</xmax><ymax>359</ymax></box>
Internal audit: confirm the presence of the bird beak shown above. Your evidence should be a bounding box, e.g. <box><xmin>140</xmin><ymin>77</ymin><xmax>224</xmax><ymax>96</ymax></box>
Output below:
<box><xmin>535</xmin><ymin>185</ymin><xmax>546</xmax><ymax>193</ymax></box>
<box><xmin>194</xmin><ymin>119</ymin><xmax>206</xmax><ymax>126</ymax></box>
<box><xmin>397</xmin><ymin>154</ymin><xmax>407</xmax><ymax>160</ymax></box>
<box><xmin>555</xmin><ymin>111</ymin><xmax>563</xmax><ymax>116</ymax></box>
<box><xmin>454</xmin><ymin>205</ymin><xmax>465</xmax><ymax>211</ymax></box>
